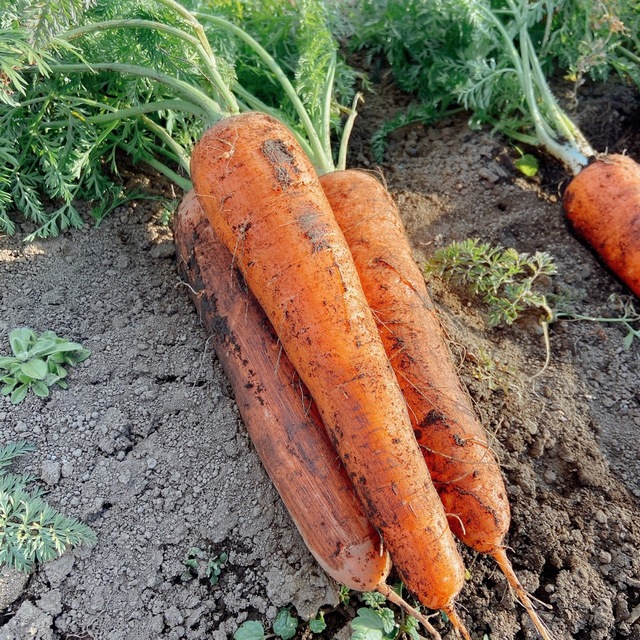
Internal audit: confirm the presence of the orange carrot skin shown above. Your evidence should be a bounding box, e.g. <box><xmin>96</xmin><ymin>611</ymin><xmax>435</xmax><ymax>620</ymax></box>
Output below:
<box><xmin>190</xmin><ymin>112</ymin><xmax>465</xmax><ymax>611</ymax></box>
<box><xmin>320</xmin><ymin>169</ymin><xmax>511</xmax><ymax>555</ymax></box>
<box><xmin>564</xmin><ymin>153</ymin><xmax>640</xmax><ymax>298</ymax></box>
<box><xmin>173</xmin><ymin>190</ymin><xmax>391</xmax><ymax>591</ymax></box>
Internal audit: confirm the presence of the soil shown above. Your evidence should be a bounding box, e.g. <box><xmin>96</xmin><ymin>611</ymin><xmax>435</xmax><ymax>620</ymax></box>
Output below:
<box><xmin>1</xmin><ymin>72</ymin><xmax>639</xmax><ymax>640</ymax></box>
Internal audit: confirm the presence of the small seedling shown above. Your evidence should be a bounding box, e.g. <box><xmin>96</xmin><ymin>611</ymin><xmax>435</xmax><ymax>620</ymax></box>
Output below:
<box><xmin>182</xmin><ymin>546</ymin><xmax>228</xmax><ymax>585</ymax></box>
<box><xmin>513</xmin><ymin>147</ymin><xmax>539</xmax><ymax>177</ymax></box>
<box><xmin>0</xmin><ymin>328</ymin><xmax>91</xmax><ymax>404</ymax></box>
<box><xmin>352</xmin><ymin>589</ymin><xmax>421</xmax><ymax>640</ymax></box>
<box><xmin>0</xmin><ymin>442</ymin><xmax>96</xmax><ymax>572</ymax></box>
<box><xmin>428</xmin><ymin>240</ymin><xmax>640</xmax><ymax>353</ymax></box>
<box><xmin>426</xmin><ymin>239</ymin><xmax>557</xmax><ymax>376</ymax></box>
<box><xmin>233</xmin><ymin>608</ymin><xmax>299</xmax><ymax>640</ymax></box>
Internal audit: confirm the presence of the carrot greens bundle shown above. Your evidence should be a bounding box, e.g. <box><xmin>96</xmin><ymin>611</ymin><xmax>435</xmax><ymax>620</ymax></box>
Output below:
<box><xmin>0</xmin><ymin>0</ymin><xmax>354</xmax><ymax>237</ymax></box>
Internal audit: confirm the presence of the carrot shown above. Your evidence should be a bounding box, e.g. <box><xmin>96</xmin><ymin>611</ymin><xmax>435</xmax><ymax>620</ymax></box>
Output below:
<box><xmin>190</xmin><ymin>111</ymin><xmax>468</xmax><ymax>625</ymax></box>
<box><xmin>173</xmin><ymin>189</ymin><xmax>391</xmax><ymax>592</ymax></box>
<box><xmin>174</xmin><ymin>189</ymin><xmax>448</xmax><ymax>640</ymax></box>
<box><xmin>320</xmin><ymin>168</ymin><xmax>554</xmax><ymax>640</ymax></box>
<box><xmin>564</xmin><ymin>153</ymin><xmax>640</xmax><ymax>298</ymax></box>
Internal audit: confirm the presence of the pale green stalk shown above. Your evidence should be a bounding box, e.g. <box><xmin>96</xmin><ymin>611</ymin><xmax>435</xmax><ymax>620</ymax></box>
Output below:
<box><xmin>60</xmin><ymin>19</ymin><xmax>238</xmax><ymax>115</ymax></box>
<box><xmin>141</xmin><ymin>115</ymin><xmax>191</xmax><ymax>173</ymax></box>
<box><xmin>194</xmin><ymin>12</ymin><xmax>334</xmax><ymax>174</ymax></box>
<box><xmin>336</xmin><ymin>92</ymin><xmax>362</xmax><ymax>172</ymax></box>
<box><xmin>480</xmin><ymin>0</ymin><xmax>593</xmax><ymax>175</ymax></box>
<box><xmin>231</xmin><ymin>83</ymin><xmax>316</xmax><ymax>160</ymax></box>
<box><xmin>43</xmin><ymin>99</ymin><xmax>210</xmax><ymax>128</ymax></box>
<box><xmin>139</xmin><ymin>154</ymin><xmax>192</xmax><ymax>191</ymax></box>
<box><xmin>152</xmin><ymin>0</ymin><xmax>238</xmax><ymax>114</ymax></box>
<box><xmin>46</xmin><ymin>63</ymin><xmax>226</xmax><ymax>125</ymax></box>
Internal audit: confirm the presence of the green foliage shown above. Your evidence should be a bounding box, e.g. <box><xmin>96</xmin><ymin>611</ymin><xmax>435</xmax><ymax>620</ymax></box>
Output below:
<box><xmin>0</xmin><ymin>1</ymin><xmax>213</xmax><ymax>238</ymax></box>
<box><xmin>0</xmin><ymin>328</ymin><xmax>90</xmax><ymax>404</ymax></box>
<box><xmin>308</xmin><ymin>611</ymin><xmax>327</xmax><ymax>633</ymax></box>
<box><xmin>234</xmin><ymin>621</ymin><xmax>267</xmax><ymax>640</ymax></box>
<box><xmin>0</xmin><ymin>0</ymin><xmax>356</xmax><ymax>238</ymax></box>
<box><xmin>232</xmin><ymin>606</ymin><xmax>327</xmax><ymax>639</ymax></box>
<box><xmin>273</xmin><ymin>609</ymin><xmax>298</xmax><ymax>640</ymax></box>
<box><xmin>351</xmin><ymin>590</ymin><xmax>420</xmax><ymax>640</ymax></box>
<box><xmin>341</xmin><ymin>0</ymin><xmax>639</xmax><ymax>168</ymax></box>
<box><xmin>425</xmin><ymin>238</ymin><xmax>557</xmax><ymax>326</ymax></box>
<box><xmin>182</xmin><ymin>546</ymin><xmax>228</xmax><ymax>585</ymax></box>
<box><xmin>0</xmin><ymin>441</ymin><xmax>97</xmax><ymax>573</ymax></box>
<box><xmin>538</xmin><ymin>0</ymin><xmax>640</xmax><ymax>86</ymax></box>
<box><xmin>233</xmin><ymin>609</ymin><xmax>297</xmax><ymax>640</ymax></box>
<box><xmin>513</xmin><ymin>148</ymin><xmax>539</xmax><ymax>177</ymax></box>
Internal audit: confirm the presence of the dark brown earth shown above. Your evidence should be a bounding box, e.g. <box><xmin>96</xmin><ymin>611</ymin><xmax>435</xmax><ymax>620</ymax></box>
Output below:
<box><xmin>0</xmin><ymin>72</ymin><xmax>639</xmax><ymax>640</ymax></box>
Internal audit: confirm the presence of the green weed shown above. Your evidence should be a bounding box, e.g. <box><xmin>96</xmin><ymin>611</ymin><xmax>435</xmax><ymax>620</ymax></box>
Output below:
<box><xmin>0</xmin><ymin>328</ymin><xmax>90</xmax><ymax>404</ymax></box>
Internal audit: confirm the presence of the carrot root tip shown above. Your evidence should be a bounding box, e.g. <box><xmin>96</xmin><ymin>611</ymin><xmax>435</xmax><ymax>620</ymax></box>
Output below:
<box><xmin>492</xmin><ymin>548</ymin><xmax>556</xmax><ymax>640</ymax></box>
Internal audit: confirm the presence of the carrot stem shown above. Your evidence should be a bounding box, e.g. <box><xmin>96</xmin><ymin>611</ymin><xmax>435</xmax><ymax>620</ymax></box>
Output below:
<box><xmin>376</xmin><ymin>583</ymin><xmax>442</xmax><ymax>640</ymax></box>
<box><xmin>46</xmin><ymin>63</ymin><xmax>226</xmax><ymax>125</ymax></box>
<box><xmin>194</xmin><ymin>12</ymin><xmax>334</xmax><ymax>173</ymax></box>
<box><xmin>492</xmin><ymin>547</ymin><xmax>555</xmax><ymax>640</ymax></box>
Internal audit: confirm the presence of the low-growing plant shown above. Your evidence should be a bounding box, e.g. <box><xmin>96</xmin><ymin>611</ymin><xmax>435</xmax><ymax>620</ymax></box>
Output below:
<box><xmin>182</xmin><ymin>546</ymin><xmax>228</xmax><ymax>585</ymax></box>
<box><xmin>0</xmin><ymin>327</ymin><xmax>91</xmax><ymax>404</ymax></box>
<box><xmin>426</xmin><ymin>239</ymin><xmax>640</xmax><ymax>382</ymax></box>
<box><xmin>0</xmin><ymin>441</ymin><xmax>97</xmax><ymax>572</ymax></box>
<box><xmin>233</xmin><ymin>608</ymin><xmax>303</xmax><ymax>640</ymax></box>
<box><xmin>232</xmin><ymin>587</ymin><xmax>428</xmax><ymax>640</ymax></box>
<box><xmin>425</xmin><ymin>238</ymin><xmax>557</xmax><ymax>328</ymax></box>
<box><xmin>351</xmin><ymin>589</ymin><xmax>421</xmax><ymax>640</ymax></box>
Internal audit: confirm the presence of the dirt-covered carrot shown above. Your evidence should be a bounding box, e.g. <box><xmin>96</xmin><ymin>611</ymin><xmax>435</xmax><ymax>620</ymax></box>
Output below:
<box><xmin>564</xmin><ymin>153</ymin><xmax>640</xmax><ymax>298</ymax></box>
<box><xmin>320</xmin><ymin>168</ymin><xmax>554</xmax><ymax>640</ymax></box>
<box><xmin>173</xmin><ymin>190</ymin><xmax>392</xmax><ymax>592</ymax></box>
<box><xmin>190</xmin><ymin>112</ymin><xmax>469</xmax><ymax>627</ymax></box>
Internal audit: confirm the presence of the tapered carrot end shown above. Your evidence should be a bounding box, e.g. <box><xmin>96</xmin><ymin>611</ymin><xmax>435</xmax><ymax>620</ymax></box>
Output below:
<box><xmin>442</xmin><ymin>606</ymin><xmax>472</xmax><ymax>640</ymax></box>
<box><xmin>492</xmin><ymin>547</ymin><xmax>555</xmax><ymax>640</ymax></box>
<box><xmin>376</xmin><ymin>583</ymin><xmax>442</xmax><ymax>640</ymax></box>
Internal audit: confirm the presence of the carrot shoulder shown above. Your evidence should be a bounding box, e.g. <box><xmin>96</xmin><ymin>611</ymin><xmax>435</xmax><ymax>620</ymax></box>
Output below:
<box><xmin>321</xmin><ymin>169</ymin><xmax>554</xmax><ymax>640</ymax></box>
<box><xmin>173</xmin><ymin>189</ymin><xmax>391</xmax><ymax>592</ymax></box>
<box><xmin>190</xmin><ymin>111</ymin><xmax>466</xmax><ymax>615</ymax></box>
<box><xmin>564</xmin><ymin>153</ymin><xmax>640</xmax><ymax>298</ymax></box>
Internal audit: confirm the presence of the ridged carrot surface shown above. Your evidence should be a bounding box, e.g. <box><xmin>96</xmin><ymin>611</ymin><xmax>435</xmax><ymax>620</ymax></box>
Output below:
<box><xmin>173</xmin><ymin>190</ymin><xmax>392</xmax><ymax>591</ymax></box>
<box><xmin>190</xmin><ymin>112</ymin><xmax>465</xmax><ymax>614</ymax></box>
<box><xmin>564</xmin><ymin>153</ymin><xmax>640</xmax><ymax>298</ymax></box>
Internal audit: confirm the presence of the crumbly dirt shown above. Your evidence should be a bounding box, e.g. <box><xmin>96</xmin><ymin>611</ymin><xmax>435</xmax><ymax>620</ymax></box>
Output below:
<box><xmin>1</xmin><ymin>74</ymin><xmax>639</xmax><ymax>640</ymax></box>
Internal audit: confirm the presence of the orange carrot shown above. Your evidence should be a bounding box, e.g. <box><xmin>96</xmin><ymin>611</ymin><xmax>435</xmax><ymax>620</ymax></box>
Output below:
<box><xmin>320</xmin><ymin>168</ymin><xmax>554</xmax><ymax>640</ymax></box>
<box><xmin>190</xmin><ymin>111</ymin><xmax>467</xmax><ymax>624</ymax></box>
<box><xmin>173</xmin><ymin>190</ymin><xmax>391</xmax><ymax>592</ymax></box>
<box><xmin>564</xmin><ymin>153</ymin><xmax>640</xmax><ymax>298</ymax></box>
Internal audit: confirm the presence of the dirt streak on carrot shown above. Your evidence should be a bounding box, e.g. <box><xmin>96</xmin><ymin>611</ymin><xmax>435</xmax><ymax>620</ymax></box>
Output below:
<box><xmin>564</xmin><ymin>153</ymin><xmax>640</xmax><ymax>298</ymax></box>
<box><xmin>173</xmin><ymin>189</ymin><xmax>391</xmax><ymax>592</ymax></box>
<box><xmin>190</xmin><ymin>112</ymin><xmax>466</xmax><ymax>616</ymax></box>
<box><xmin>320</xmin><ymin>169</ymin><xmax>554</xmax><ymax>640</ymax></box>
